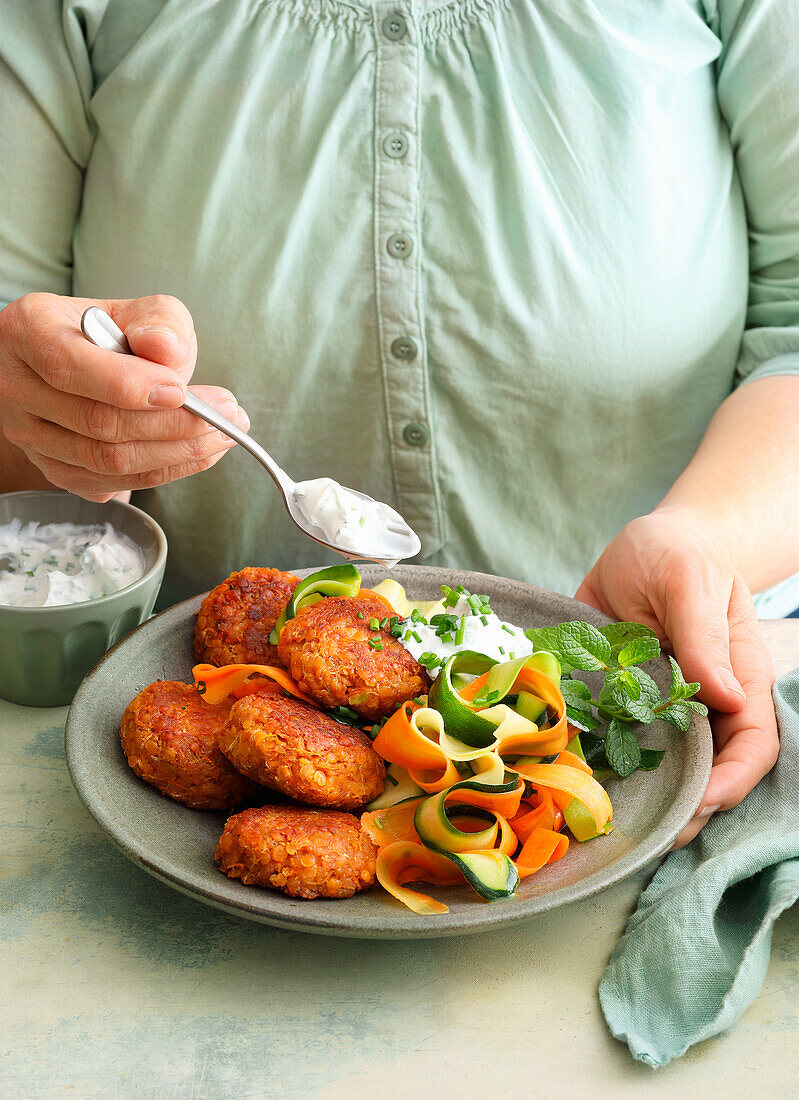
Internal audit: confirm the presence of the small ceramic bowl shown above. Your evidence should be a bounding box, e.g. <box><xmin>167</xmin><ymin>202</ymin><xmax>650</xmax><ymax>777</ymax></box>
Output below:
<box><xmin>0</xmin><ymin>491</ymin><xmax>167</xmax><ymax>707</ymax></box>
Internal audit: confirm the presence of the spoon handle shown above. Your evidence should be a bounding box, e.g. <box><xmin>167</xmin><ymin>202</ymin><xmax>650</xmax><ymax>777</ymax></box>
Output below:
<box><xmin>80</xmin><ymin>306</ymin><xmax>295</xmax><ymax>497</ymax></box>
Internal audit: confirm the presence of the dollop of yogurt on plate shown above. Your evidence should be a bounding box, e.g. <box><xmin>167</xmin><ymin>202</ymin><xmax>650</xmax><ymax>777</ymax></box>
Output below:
<box><xmin>0</xmin><ymin>519</ymin><xmax>146</xmax><ymax>607</ymax></box>
<box><xmin>397</xmin><ymin>592</ymin><xmax>534</xmax><ymax>668</ymax></box>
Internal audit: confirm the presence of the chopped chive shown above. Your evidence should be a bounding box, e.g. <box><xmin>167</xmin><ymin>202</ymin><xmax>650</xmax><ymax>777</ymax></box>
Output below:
<box><xmin>330</xmin><ymin>704</ymin><xmax>360</xmax><ymax>722</ymax></box>
<box><xmin>440</xmin><ymin>632</ymin><xmax>453</xmax><ymax>644</ymax></box>
<box><xmin>509</xmin><ymin>652</ymin><xmax>515</xmax><ymax>660</ymax></box>
<box><xmin>501</xmin><ymin>623</ymin><xmax>515</xmax><ymax>635</ymax></box>
<box><xmin>369</xmin><ymin>617</ymin><xmax>379</xmax><ymax>631</ymax></box>
<box><xmin>455</xmin><ymin>619</ymin><xmax>465</xmax><ymax>645</ymax></box>
<box><xmin>411</xmin><ymin>630</ymin><xmax>422</xmax><ymax>643</ymax></box>
<box><xmin>431</xmin><ymin>613</ymin><xmax>458</xmax><ymax>636</ymax></box>
<box><xmin>357</xmin><ymin>612</ymin><xmax>364</xmax><ymax>619</ymax></box>
<box><xmin>379</xmin><ymin>616</ymin><xmax>389</xmax><ymax>629</ymax></box>
<box><xmin>498</xmin><ymin>645</ymin><xmax>505</xmax><ymax>655</ymax></box>
<box><xmin>480</xmin><ymin>615</ymin><xmax>488</xmax><ymax>626</ymax></box>
<box><xmin>369</xmin><ymin>638</ymin><xmax>383</xmax><ymax>651</ymax></box>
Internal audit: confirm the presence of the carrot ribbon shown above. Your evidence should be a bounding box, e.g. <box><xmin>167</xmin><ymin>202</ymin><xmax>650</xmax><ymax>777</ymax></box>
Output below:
<box><xmin>192</xmin><ymin>663</ymin><xmax>316</xmax><ymax>706</ymax></box>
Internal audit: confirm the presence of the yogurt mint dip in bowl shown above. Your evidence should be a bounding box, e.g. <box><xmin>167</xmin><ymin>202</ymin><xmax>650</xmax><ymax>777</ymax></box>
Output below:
<box><xmin>0</xmin><ymin>491</ymin><xmax>167</xmax><ymax>707</ymax></box>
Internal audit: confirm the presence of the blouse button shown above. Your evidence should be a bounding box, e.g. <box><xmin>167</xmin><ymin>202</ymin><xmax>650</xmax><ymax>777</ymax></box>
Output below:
<box><xmin>387</xmin><ymin>233</ymin><xmax>413</xmax><ymax>259</ymax></box>
<box><xmin>381</xmin><ymin>13</ymin><xmax>408</xmax><ymax>40</ymax></box>
<box><xmin>391</xmin><ymin>336</ymin><xmax>418</xmax><ymax>360</ymax></box>
<box><xmin>403</xmin><ymin>422</ymin><xmax>429</xmax><ymax>447</ymax></box>
<box><xmin>383</xmin><ymin>131</ymin><xmax>409</xmax><ymax>159</ymax></box>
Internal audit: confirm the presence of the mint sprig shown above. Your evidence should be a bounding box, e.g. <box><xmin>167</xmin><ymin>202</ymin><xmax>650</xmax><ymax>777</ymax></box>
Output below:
<box><xmin>526</xmin><ymin>620</ymin><xmax>708</xmax><ymax>779</ymax></box>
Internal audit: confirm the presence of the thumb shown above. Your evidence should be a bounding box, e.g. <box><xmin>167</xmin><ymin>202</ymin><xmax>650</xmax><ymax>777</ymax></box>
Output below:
<box><xmin>574</xmin><ymin>566</ymin><xmax>611</xmax><ymax>615</ymax></box>
<box><xmin>111</xmin><ymin>295</ymin><xmax>197</xmax><ymax>383</ymax></box>
<box><xmin>662</xmin><ymin>573</ymin><xmax>746</xmax><ymax>713</ymax></box>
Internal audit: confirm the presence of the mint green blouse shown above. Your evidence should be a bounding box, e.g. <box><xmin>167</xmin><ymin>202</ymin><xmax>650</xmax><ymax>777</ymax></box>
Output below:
<box><xmin>2</xmin><ymin>0</ymin><xmax>798</xmax><ymax>612</ymax></box>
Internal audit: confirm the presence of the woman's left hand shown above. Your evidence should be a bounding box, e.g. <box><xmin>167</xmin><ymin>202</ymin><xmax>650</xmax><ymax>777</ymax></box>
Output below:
<box><xmin>575</xmin><ymin>508</ymin><xmax>779</xmax><ymax>847</ymax></box>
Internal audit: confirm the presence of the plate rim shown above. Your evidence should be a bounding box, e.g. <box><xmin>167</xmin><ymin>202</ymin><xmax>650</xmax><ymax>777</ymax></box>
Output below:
<box><xmin>64</xmin><ymin>565</ymin><xmax>713</xmax><ymax>939</ymax></box>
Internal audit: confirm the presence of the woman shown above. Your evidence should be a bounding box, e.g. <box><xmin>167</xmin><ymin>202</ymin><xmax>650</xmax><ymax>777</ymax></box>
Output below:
<box><xmin>0</xmin><ymin>0</ymin><xmax>794</xmax><ymax>844</ymax></box>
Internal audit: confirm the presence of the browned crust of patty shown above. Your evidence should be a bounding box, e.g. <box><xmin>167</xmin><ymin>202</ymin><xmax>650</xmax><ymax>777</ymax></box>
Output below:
<box><xmin>219</xmin><ymin>692</ymin><xmax>385</xmax><ymax>810</ymax></box>
<box><xmin>120</xmin><ymin>681</ymin><xmax>259</xmax><ymax>810</ymax></box>
<box><xmin>193</xmin><ymin>567</ymin><xmax>299</xmax><ymax>667</ymax></box>
<box><xmin>277</xmin><ymin>595</ymin><xmax>428</xmax><ymax>720</ymax></box>
<box><xmin>215</xmin><ymin>805</ymin><xmax>377</xmax><ymax>899</ymax></box>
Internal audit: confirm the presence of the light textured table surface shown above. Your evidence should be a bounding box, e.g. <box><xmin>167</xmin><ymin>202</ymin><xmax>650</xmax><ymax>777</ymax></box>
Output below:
<box><xmin>4</xmin><ymin>621</ymin><xmax>799</xmax><ymax>1099</ymax></box>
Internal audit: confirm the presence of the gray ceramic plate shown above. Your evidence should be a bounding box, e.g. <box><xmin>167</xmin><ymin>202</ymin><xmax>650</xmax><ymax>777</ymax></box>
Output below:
<box><xmin>65</xmin><ymin>565</ymin><xmax>712</xmax><ymax>939</ymax></box>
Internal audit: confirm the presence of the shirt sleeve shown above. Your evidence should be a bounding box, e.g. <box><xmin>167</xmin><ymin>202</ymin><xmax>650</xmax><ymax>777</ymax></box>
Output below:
<box><xmin>0</xmin><ymin>1</ymin><xmax>107</xmax><ymax>311</ymax></box>
<box><xmin>708</xmin><ymin>0</ymin><xmax>799</xmax><ymax>386</ymax></box>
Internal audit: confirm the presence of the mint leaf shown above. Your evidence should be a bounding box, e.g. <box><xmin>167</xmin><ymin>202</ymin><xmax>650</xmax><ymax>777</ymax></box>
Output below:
<box><xmin>668</xmin><ymin>655</ymin><xmax>701</xmax><ymax>701</ymax></box>
<box><xmin>639</xmin><ymin>748</ymin><xmax>665</xmax><ymax>771</ymax></box>
<box><xmin>555</xmin><ymin>622</ymin><xmax>612</xmax><ymax>671</ymax></box>
<box><xmin>525</xmin><ymin>625</ymin><xmax>561</xmax><ymax>651</ymax></box>
<box><xmin>627</xmin><ymin>667</ymin><xmax>660</xmax><ymax>708</ymax></box>
<box><xmin>559</xmin><ymin>678</ymin><xmax>592</xmax><ymax>704</ymax></box>
<box><xmin>599</xmin><ymin>621</ymin><xmax>659</xmax><ymax>648</ymax></box>
<box><xmin>525</xmin><ymin>626</ymin><xmax>576</xmax><ymax>674</ymax></box>
<box><xmin>560</xmin><ymin>677</ymin><xmax>599</xmax><ymax>731</ymax></box>
<box><xmin>605</xmin><ymin>717</ymin><xmax>642</xmax><ymax>777</ymax></box>
<box><xmin>581</xmin><ymin>730</ymin><xmax>609</xmax><ymax>769</ymax></box>
<box><xmin>598</xmin><ymin>670</ymin><xmax>627</xmax><ymax>710</ymax></box>
<box><xmin>657</xmin><ymin>696</ymin><xmax>708</xmax><ymax>729</ymax></box>
<box><xmin>566</xmin><ymin>707</ymin><xmax>599</xmax><ymax>731</ymax></box>
<box><xmin>617</xmin><ymin>636</ymin><xmax>661</xmax><ymax>667</ymax></box>
<box><xmin>599</xmin><ymin>667</ymin><xmax>658</xmax><ymax>723</ymax></box>
<box><xmin>619</xmin><ymin>669</ymin><xmax>641</xmax><ymax>699</ymax></box>
<box><xmin>657</xmin><ymin>700</ymin><xmax>692</xmax><ymax>732</ymax></box>
<box><xmin>687</xmin><ymin>699</ymin><xmax>709</xmax><ymax>716</ymax></box>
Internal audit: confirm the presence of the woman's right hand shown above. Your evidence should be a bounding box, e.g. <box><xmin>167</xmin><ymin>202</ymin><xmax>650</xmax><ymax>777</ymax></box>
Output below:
<box><xmin>0</xmin><ymin>292</ymin><xmax>250</xmax><ymax>502</ymax></box>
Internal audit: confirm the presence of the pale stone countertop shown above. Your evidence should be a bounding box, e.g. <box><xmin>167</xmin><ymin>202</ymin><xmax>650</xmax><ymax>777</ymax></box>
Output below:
<box><xmin>3</xmin><ymin>622</ymin><xmax>799</xmax><ymax>1098</ymax></box>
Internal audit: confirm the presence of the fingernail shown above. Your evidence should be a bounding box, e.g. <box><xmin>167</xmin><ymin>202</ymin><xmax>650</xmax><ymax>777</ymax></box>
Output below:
<box><xmin>718</xmin><ymin>667</ymin><xmax>746</xmax><ymax>699</ymax></box>
<box><xmin>148</xmin><ymin>383</ymin><xmax>185</xmax><ymax>408</ymax></box>
<box><xmin>136</xmin><ymin>325</ymin><xmax>179</xmax><ymax>346</ymax></box>
<box><xmin>236</xmin><ymin>406</ymin><xmax>251</xmax><ymax>432</ymax></box>
<box><xmin>694</xmin><ymin>803</ymin><xmax>721</xmax><ymax>821</ymax></box>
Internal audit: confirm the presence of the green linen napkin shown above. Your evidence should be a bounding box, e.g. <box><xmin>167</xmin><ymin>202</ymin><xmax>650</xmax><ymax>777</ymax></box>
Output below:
<box><xmin>600</xmin><ymin>670</ymin><xmax>799</xmax><ymax>1066</ymax></box>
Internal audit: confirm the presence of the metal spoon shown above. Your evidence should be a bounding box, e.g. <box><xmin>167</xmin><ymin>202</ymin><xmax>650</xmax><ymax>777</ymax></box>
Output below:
<box><xmin>80</xmin><ymin>306</ymin><xmax>421</xmax><ymax>566</ymax></box>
